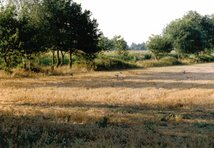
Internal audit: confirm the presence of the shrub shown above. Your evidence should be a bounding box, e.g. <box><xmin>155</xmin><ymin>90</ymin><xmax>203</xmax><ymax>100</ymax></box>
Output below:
<box><xmin>96</xmin><ymin>116</ymin><xmax>109</xmax><ymax>128</ymax></box>
<box><xmin>95</xmin><ymin>57</ymin><xmax>137</xmax><ymax>71</ymax></box>
<box><xmin>198</xmin><ymin>54</ymin><xmax>214</xmax><ymax>62</ymax></box>
<box><xmin>143</xmin><ymin>53</ymin><xmax>152</xmax><ymax>60</ymax></box>
<box><xmin>160</xmin><ymin>56</ymin><xmax>181</xmax><ymax>65</ymax></box>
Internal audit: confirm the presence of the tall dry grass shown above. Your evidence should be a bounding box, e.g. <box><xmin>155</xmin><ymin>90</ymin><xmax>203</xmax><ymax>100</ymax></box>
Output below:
<box><xmin>0</xmin><ymin>63</ymin><xmax>214</xmax><ymax>147</ymax></box>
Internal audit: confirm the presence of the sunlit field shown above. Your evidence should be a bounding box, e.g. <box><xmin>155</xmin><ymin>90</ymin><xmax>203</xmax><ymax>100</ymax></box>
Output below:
<box><xmin>0</xmin><ymin>63</ymin><xmax>214</xmax><ymax>147</ymax></box>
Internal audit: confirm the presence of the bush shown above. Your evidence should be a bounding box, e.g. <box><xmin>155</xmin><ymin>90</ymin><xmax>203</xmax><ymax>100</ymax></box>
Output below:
<box><xmin>95</xmin><ymin>57</ymin><xmax>137</xmax><ymax>71</ymax></box>
<box><xmin>139</xmin><ymin>60</ymin><xmax>165</xmax><ymax>68</ymax></box>
<box><xmin>138</xmin><ymin>56</ymin><xmax>181</xmax><ymax>68</ymax></box>
<box><xmin>143</xmin><ymin>53</ymin><xmax>152</xmax><ymax>60</ymax></box>
<box><xmin>198</xmin><ymin>54</ymin><xmax>214</xmax><ymax>62</ymax></box>
<box><xmin>160</xmin><ymin>56</ymin><xmax>181</xmax><ymax>65</ymax></box>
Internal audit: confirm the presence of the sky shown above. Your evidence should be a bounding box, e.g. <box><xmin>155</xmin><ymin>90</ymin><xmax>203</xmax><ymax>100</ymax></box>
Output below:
<box><xmin>74</xmin><ymin>0</ymin><xmax>214</xmax><ymax>45</ymax></box>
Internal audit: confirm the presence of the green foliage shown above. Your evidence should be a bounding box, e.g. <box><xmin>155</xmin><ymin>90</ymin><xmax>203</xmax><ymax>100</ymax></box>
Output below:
<box><xmin>187</xmin><ymin>53</ymin><xmax>214</xmax><ymax>63</ymax></box>
<box><xmin>143</xmin><ymin>53</ymin><xmax>152</xmax><ymax>60</ymax></box>
<box><xmin>95</xmin><ymin>56</ymin><xmax>137</xmax><ymax>71</ymax></box>
<box><xmin>0</xmin><ymin>0</ymin><xmax>101</xmax><ymax>71</ymax></box>
<box><xmin>98</xmin><ymin>35</ymin><xmax>129</xmax><ymax>53</ymax></box>
<box><xmin>98</xmin><ymin>36</ymin><xmax>114</xmax><ymax>51</ymax></box>
<box><xmin>0</xmin><ymin>6</ymin><xmax>19</xmax><ymax>68</ymax></box>
<box><xmin>138</xmin><ymin>56</ymin><xmax>181</xmax><ymax>68</ymax></box>
<box><xmin>96</xmin><ymin>117</ymin><xmax>109</xmax><ymax>128</ymax></box>
<box><xmin>130</xmin><ymin>42</ymin><xmax>147</xmax><ymax>50</ymax></box>
<box><xmin>164</xmin><ymin>11</ymin><xmax>214</xmax><ymax>54</ymax></box>
<box><xmin>159</xmin><ymin>56</ymin><xmax>181</xmax><ymax>65</ymax></box>
<box><xmin>112</xmin><ymin>35</ymin><xmax>128</xmax><ymax>53</ymax></box>
<box><xmin>198</xmin><ymin>54</ymin><xmax>214</xmax><ymax>62</ymax></box>
<box><xmin>194</xmin><ymin>122</ymin><xmax>209</xmax><ymax>128</ymax></box>
<box><xmin>147</xmin><ymin>35</ymin><xmax>173</xmax><ymax>60</ymax></box>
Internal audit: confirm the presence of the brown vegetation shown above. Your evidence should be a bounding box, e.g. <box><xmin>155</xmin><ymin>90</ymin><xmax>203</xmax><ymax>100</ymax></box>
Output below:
<box><xmin>0</xmin><ymin>63</ymin><xmax>214</xmax><ymax>147</ymax></box>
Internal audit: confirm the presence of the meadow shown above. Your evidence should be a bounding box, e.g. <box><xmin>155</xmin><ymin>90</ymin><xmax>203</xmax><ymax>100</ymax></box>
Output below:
<box><xmin>0</xmin><ymin>63</ymin><xmax>214</xmax><ymax>147</ymax></box>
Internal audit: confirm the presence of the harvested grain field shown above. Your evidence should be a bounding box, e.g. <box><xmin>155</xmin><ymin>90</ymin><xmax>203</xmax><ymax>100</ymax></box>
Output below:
<box><xmin>0</xmin><ymin>63</ymin><xmax>214</xmax><ymax>147</ymax></box>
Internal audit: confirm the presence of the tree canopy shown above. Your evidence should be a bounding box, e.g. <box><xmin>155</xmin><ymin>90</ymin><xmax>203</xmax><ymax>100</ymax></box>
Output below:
<box><xmin>148</xmin><ymin>11</ymin><xmax>214</xmax><ymax>57</ymax></box>
<box><xmin>0</xmin><ymin>0</ymin><xmax>101</xmax><ymax>69</ymax></box>
<box><xmin>147</xmin><ymin>35</ymin><xmax>173</xmax><ymax>59</ymax></box>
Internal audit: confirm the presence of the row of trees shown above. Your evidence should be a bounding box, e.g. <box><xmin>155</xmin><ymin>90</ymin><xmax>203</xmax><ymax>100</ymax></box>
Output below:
<box><xmin>0</xmin><ymin>0</ymin><xmax>101</xmax><ymax>70</ymax></box>
<box><xmin>130</xmin><ymin>42</ymin><xmax>147</xmax><ymax>50</ymax></box>
<box><xmin>98</xmin><ymin>35</ymin><xmax>128</xmax><ymax>53</ymax></box>
<box><xmin>147</xmin><ymin>11</ymin><xmax>214</xmax><ymax>59</ymax></box>
<box><xmin>98</xmin><ymin>36</ymin><xmax>147</xmax><ymax>51</ymax></box>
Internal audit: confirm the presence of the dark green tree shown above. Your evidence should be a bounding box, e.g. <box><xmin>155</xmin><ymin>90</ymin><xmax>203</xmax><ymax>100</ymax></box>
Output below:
<box><xmin>16</xmin><ymin>2</ymin><xmax>44</xmax><ymax>69</ymax></box>
<box><xmin>0</xmin><ymin>6</ymin><xmax>19</xmax><ymax>68</ymax></box>
<box><xmin>147</xmin><ymin>35</ymin><xmax>173</xmax><ymax>60</ymax></box>
<box><xmin>63</xmin><ymin>4</ymin><xmax>101</xmax><ymax>69</ymax></box>
<box><xmin>41</xmin><ymin>0</ymin><xmax>101</xmax><ymax>69</ymax></box>
<box><xmin>164</xmin><ymin>11</ymin><xmax>207</xmax><ymax>54</ymax></box>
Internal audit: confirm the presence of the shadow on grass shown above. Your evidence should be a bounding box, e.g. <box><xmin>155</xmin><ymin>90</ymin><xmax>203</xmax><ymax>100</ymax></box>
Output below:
<box><xmin>5</xmin><ymin>75</ymin><xmax>214</xmax><ymax>90</ymax></box>
<box><xmin>128</xmin><ymin>72</ymin><xmax>214</xmax><ymax>81</ymax></box>
<box><xmin>1</xmin><ymin>102</ymin><xmax>214</xmax><ymax>147</ymax></box>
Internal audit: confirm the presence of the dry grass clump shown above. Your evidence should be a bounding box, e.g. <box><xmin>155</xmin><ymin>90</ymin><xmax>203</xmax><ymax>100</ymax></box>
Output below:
<box><xmin>0</xmin><ymin>63</ymin><xmax>214</xmax><ymax>147</ymax></box>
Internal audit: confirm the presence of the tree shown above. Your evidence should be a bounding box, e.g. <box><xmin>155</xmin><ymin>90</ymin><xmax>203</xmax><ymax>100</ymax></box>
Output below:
<box><xmin>147</xmin><ymin>35</ymin><xmax>173</xmax><ymax>60</ymax></box>
<box><xmin>98</xmin><ymin>36</ymin><xmax>114</xmax><ymax>51</ymax></box>
<box><xmin>112</xmin><ymin>35</ymin><xmax>128</xmax><ymax>55</ymax></box>
<box><xmin>75</xmin><ymin>9</ymin><xmax>101</xmax><ymax>68</ymax></box>
<box><xmin>200</xmin><ymin>15</ymin><xmax>214</xmax><ymax>51</ymax></box>
<box><xmin>164</xmin><ymin>11</ymin><xmax>207</xmax><ymax>54</ymax></box>
<box><xmin>40</xmin><ymin>0</ymin><xmax>67</xmax><ymax>68</ymax></box>
<box><xmin>0</xmin><ymin>6</ymin><xmax>19</xmax><ymax>68</ymax></box>
<box><xmin>130</xmin><ymin>42</ymin><xmax>147</xmax><ymax>50</ymax></box>
<box><xmin>16</xmin><ymin>2</ymin><xmax>44</xmax><ymax>69</ymax></box>
<box><xmin>112</xmin><ymin>35</ymin><xmax>128</xmax><ymax>50</ymax></box>
<box><xmin>41</xmin><ymin>0</ymin><xmax>101</xmax><ymax>69</ymax></box>
<box><xmin>0</xmin><ymin>0</ymin><xmax>102</xmax><ymax>71</ymax></box>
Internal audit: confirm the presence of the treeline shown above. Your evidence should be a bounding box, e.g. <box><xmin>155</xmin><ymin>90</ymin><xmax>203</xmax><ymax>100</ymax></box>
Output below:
<box><xmin>147</xmin><ymin>11</ymin><xmax>214</xmax><ymax>59</ymax></box>
<box><xmin>0</xmin><ymin>0</ymin><xmax>101</xmax><ymax>70</ymax></box>
<box><xmin>99</xmin><ymin>35</ymin><xmax>147</xmax><ymax>51</ymax></box>
<box><xmin>130</xmin><ymin>42</ymin><xmax>147</xmax><ymax>50</ymax></box>
<box><xmin>98</xmin><ymin>35</ymin><xmax>128</xmax><ymax>52</ymax></box>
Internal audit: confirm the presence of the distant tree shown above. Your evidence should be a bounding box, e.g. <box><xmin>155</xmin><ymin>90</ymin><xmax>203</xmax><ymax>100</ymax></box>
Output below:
<box><xmin>112</xmin><ymin>35</ymin><xmax>128</xmax><ymax>55</ymax></box>
<box><xmin>147</xmin><ymin>35</ymin><xmax>173</xmax><ymax>60</ymax></box>
<box><xmin>130</xmin><ymin>42</ymin><xmax>147</xmax><ymax>50</ymax></box>
<box><xmin>98</xmin><ymin>36</ymin><xmax>114</xmax><ymax>51</ymax></box>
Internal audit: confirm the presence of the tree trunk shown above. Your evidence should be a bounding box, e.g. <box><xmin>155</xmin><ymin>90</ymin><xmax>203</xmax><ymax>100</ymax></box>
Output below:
<box><xmin>22</xmin><ymin>57</ymin><xmax>27</xmax><ymax>69</ymax></box>
<box><xmin>28</xmin><ymin>59</ymin><xmax>31</xmax><ymax>71</ymax></box>
<box><xmin>69</xmin><ymin>49</ymin><xmax>73</xmax><ymax>69</ymax></box>
<box><xmin>56</xmin><ymin>49</ymin><xmax>60</xmax><ymax>68</ymax></box>
<box><xmin>52</xmin><ymin>50</ymin><xmax>55</xmax><ymax>70</ymax></box>
<box><xmin>3</xmin><ymin>56</ymin><xmax>9</xmax><ymax>68</ymax></box>
<box><xmin>60</xmin><ymin>51</ymin><xmax>65</xmax><ymax>66</ymax></box>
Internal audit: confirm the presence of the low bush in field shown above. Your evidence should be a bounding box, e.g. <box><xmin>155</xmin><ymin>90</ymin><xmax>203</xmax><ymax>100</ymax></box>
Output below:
<box><xmin>138</xmin><ymin>56</ymin><xmax>181</xmax><ymax>68</ymax></box>
<box><xmin>182</xmin><ymin>54</ymin><xmax>214</xmax><ymax>64</ymax></box>
<box><xmin>101</xmin><ymin>50</ymin><xmax>154</xmax><ymax>62</ymax></box>
<box><xmin>197</xmin><ymin>54</ymin><xmax>214</xmax><ymax>62</ymax></box>
<box><xmin>2</xmin><ymin>50</ymin><xmax>214</xmax><ymax>72</ymax></box>
<box><xmin>159</xmin><ymin>56</ymin><xmax>181</xmax><ymax>65</ymax></box>
<box><xmin>95</xmin><ymin>57</ymin><xmax>138</xmax><ymax>71</ymax></box>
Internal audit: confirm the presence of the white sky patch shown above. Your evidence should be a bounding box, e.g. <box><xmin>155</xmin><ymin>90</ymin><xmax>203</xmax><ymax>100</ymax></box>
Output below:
<box><xmin>74</xmin><ymin>0</ymin><xmax>214</xmax><ymax>45</ymax></box>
